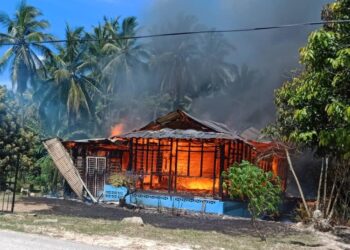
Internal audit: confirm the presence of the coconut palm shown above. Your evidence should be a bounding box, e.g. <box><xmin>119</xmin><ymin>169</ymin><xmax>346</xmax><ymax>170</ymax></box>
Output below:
<box><xmin>149</xmin><ymin>15</ymin><xmax>203</xmax><ymax>110</ymax></box>
<box><xmin>0</xmin><ymin>0</ymin><xmax>53</xmax><ymax>94</ymax></box>
<box><xmin>38</xmin><ymin>25</ymin><xmax>100</xmax><ymax>131</ymax></box>
<box><xmin>196</xmin><ymin>33</ymin><xmax>236</xmax><ymax>96</ymax></box>
<box><xmin>100</xmin><ymin>17</ymin><xmax>149</xmax><ymax>94</ymax></box>
<box><xmin>87</xmin><ymin>17</ymin><xmax>149</xmax><ymax>132</ymax></box>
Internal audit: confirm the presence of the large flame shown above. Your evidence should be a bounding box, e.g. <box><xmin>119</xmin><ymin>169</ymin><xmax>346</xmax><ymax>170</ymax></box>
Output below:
<box><xmin>110</xmin><ymin>123</ymin><xmax>124</xmax><ymax>136</ymax></box>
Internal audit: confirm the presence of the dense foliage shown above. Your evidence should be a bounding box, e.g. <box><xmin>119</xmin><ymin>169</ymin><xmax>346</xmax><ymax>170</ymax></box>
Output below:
<box><xmin>273</xmin><ymin>0</ymin><xmax>350</xmax><ymax>160</ymax></box>
<box><xmin>0</xmin><ymin>86</ymin><xmax>40</xmax><ymax>189</ymax></box>
<box><xmin>0</xmin><ymin>1</ymin><xmax>53</xmax><ymax>94</ymax></box>
<box><xmin>271</xmin><ymin>0</ymin><xmax>350</xmax><ymax>225</ymax></box>
<box><xmin>222</xmin><ymin>161</ymin><xmax>282</xmax><ymax>218</ymax></box>
<box><xmin>0</xmin><ymin>1</ymin><xmax>247</xmax><ymax>190</ymax></box>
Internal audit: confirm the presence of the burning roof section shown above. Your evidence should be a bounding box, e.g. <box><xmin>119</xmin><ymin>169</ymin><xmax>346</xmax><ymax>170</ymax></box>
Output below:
<box><xmin>240</xmin><ymin>127</ymin><xmax>287</xmax><ymax>159</ymax></box>
<box><xmin>115</xmin><ymin>110</ymin><xmax>243</xmax><ymax>140</ymax></box>
<box><xmin>63</xmin><ymin>137</ymin><xmax>128</xmax><ymax>150</ymax></box>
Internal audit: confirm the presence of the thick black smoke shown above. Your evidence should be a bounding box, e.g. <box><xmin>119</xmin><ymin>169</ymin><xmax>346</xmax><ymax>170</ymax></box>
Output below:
<box><xmin>126</xmin><ymin>1</ymin><xmax>329</xmax><ymax>198</ymax></box>
<box><xmin>137</xmin><ymin>0</ymin><xmax>329</xmax><ymax>132</ymax></box>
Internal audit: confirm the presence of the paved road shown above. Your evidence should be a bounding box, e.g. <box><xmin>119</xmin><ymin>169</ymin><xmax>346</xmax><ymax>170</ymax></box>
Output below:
<box><xmin>0</xmin><ymin>230</ymin><xmax>111</xmax><ymax>250</ymax></box>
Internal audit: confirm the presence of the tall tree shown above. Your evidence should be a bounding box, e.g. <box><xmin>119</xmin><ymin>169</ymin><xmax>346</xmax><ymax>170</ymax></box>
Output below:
<box><xmin>149</xmin><ymin>15</ymin><xmax>202</xmax><ymax>110</ymax></box>
<box><xmin>100</xmin><ymin>17</ymin><xmax>148</xmax><ymax>95</ymax></box>
<box><xmin>149</xmin><ymin>14</ymin><xmax>237</xmax><ymax>114</ymax></box>
<box><xmin>0</xmin><ymin>86</ymin><xmax>38</xmax><ymax>189</ymax></box>
<box><xmin>273</xmin><ymin>0</ymin><xmax>350</xmax><ymax>159</ymax></box>
<box><xmin>87</xmin><ymin>17</ymin><xmax>148</xmax><ymax>133</ymax></box>
<box><xmin>196</xmin><ymin>33</ymin><xmax>236</xmax><ymax>95</ymax></box>
<box><xmin>270</xmin><ymin>0</ymin><xmax>350</xmax><ymax>223</ymax></box>
<box><xmin>38</xmin><ymin>25</ymin><xmax>99</xmax><ymax>135</ymax></box>
<box><xmin>0</xmin><ymin>0</ymin><xmax>53</xmax><ymax>94</ymax></box>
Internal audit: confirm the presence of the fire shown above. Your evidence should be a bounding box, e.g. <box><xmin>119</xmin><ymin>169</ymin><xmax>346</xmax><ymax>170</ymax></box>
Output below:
<box><xmin>110</xmin><ymin>123</ymin><xmax>124</xmax><ymax>136</ymax></box>
<box><xmin>177</xmin><ymin>177</ymin><xmax>215</xmax><ymax>191</ymax></box>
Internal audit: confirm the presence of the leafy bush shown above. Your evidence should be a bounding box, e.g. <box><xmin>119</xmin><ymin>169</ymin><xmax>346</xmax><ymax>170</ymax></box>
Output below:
<box><xmin>222</xmin><ymin>160</ymin><xmax>282</xmax><ymax>240</ymax></box>
<box><xmin>222</xmin><ymin>160</ymin><xmax>282</xmax><ymax>217</ymax></box>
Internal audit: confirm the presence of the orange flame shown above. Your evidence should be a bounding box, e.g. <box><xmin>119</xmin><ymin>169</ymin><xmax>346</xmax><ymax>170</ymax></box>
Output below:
<box><xmin>110</xmin><ymin>123</ymin><xmax>124</xmax><ymax>136</ymax></box>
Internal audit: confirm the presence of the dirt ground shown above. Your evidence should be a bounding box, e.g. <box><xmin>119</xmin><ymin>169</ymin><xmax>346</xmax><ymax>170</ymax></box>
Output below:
<box><xmin>2</xmin><ymin>196</ymin><xmax>348</xmax><ymax>249</ymax></box>
<box><xmin>14</xmin><ymin>196</ymin><xmax>291</xmax><ymax>236</ymax></box>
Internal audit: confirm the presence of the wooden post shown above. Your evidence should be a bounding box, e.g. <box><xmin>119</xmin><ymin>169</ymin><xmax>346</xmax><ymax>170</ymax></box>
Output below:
<box><xmin>239</xmin><ymin>141</ymin><xmax>243</xmax><ymax>162</ymax></box>
<box><xmin>227</xmin><ymin>141</ymin><xmax>231</xmax><ymax>167</ymax></box>
<box><xmin>174</xmin><ymin>139</ymin><xmax>179</xmax><ymax>192</ymax></box>
<box><xmin>150</xmin><ymin>140</ymin><xmax>155</xmax><ymax>188</ymax></box>
<box><xmin>248</xmin><ymin>146</ymin><xmax>252</xmax><ymax>162</ymax></box>
<box><xmin>168</xmin><ymin>139</ymin><xmax>173</xmax><ymax>193</ymax></box>
<box><xmin>145</xmin><ymin>139</ymin><xmax>150</xmax><ymax>174</ymax></box>
<box><xmin>187</xmin><ymin>140</ymin><xmax>191</xmax><ymax>176</ymax></box>
<box><xmin>232</xmin><ymin>140</ymin><xmax>236</xmax><ymax>163</ymax></box>
<box><xmin>11</xmin><ymin>157</ymin><xmax>20</xmax><ymax>213</ymax></box>
<box><xmin>134</xmin><ymin>138</ymin><xmax>139</xmax><ymax>173</ymax></box>
<box><xmin>200</xmin><ymin>142</ymin><xmax>204</xmax><ymax>177</ymax></box>
<box><xmin>128</xmin><ymin>139</ymin><xmax>133</xmax><ymax>171</ymax></box>
<box><xmin>140</xmin><ymin>138</ymin><xmax>144</xmax><ymax>171</ymax></box>
<box><xmin>219</xmin><ymin>142</ymin><xmax>225</xmax><ymax>199</ymax></box>
<box><xmin>213</xmin><ymin>145</ymin><xmax>217</xmax><ymax>197</ymax></box>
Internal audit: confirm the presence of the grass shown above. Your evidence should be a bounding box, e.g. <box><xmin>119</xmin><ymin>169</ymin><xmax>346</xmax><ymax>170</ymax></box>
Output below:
<box><xmin>0</xmin><ymin>213</ymin><xmax>323</xmax><ymax>249</ymax></box>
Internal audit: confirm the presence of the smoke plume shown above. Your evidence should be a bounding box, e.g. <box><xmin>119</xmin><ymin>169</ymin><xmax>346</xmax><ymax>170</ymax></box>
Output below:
<box><xmin>132</xmin><ymin>0</ymin><xmax>329</xmax><ymax>132</ymax></box>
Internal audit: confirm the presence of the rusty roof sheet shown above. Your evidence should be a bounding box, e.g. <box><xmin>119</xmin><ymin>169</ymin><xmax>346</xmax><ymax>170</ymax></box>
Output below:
<box><xmin>138</xmin><ymin>110</ymin><xmax>235</xmax><ymax>134</ymax></box>
<box><xmin>183</xmin><ymin>111</ymin><xmax>233</xmax><ymax>134</ymax></box>
<box><xmin>121</xmin><ymin>128</ymin><xmax>243</xmax><ymax>140</ymax></box>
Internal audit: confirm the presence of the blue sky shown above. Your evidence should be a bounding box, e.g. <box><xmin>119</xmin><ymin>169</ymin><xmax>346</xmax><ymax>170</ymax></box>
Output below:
<box><xmin>0</xmin><ymin>0</ymin><xmax>150</xmax><ymax>87</ymax></box>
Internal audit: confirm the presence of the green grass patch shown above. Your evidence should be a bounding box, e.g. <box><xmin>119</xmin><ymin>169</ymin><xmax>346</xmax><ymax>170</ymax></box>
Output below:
<box><xmin>0</xmin><ymin>213</ymin><xmax>322</xmax><ymax>249</ymax></box>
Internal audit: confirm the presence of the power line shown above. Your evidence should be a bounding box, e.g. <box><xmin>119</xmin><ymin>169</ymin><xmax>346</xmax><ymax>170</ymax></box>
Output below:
<box><xmin>0</xmin><ymin>20</ymin><xmax>350</xmax><ymax>46</ymax></box>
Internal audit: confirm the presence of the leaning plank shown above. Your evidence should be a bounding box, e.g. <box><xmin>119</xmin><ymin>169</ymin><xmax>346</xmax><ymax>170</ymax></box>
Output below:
<box><xmin>43</xmin><ymin>138</ymin><xmax>97</xmax><ymax>203</ymax></box>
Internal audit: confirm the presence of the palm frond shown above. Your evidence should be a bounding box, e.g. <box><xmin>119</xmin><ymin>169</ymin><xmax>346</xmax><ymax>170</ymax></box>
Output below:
<box><xmin>0</xmin><ymin>47</ymin><xmax>14</xmax><ymax>72</ymax></box>
<box><xmin>0</xmin><ymin>12</ymin><xmax>11</xmax><ymax>27</ymax></box>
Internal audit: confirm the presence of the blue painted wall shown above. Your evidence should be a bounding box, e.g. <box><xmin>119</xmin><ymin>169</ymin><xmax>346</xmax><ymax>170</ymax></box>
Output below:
<box><xmin>104</xmin><ymin>185</ymin><xmax>250</xmax><ymax>217</ymax></box>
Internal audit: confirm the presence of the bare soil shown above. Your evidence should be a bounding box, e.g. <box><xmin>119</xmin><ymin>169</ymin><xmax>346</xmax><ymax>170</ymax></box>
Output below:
<box><xmin>2</xmin><ymin>196</ymin><xmax>348</xmax><ymax>249</ymax></box>
<box><xmin>14</xmin><ymin>196</ymin><xmax>291</xmax><ymax>237</ymax></box>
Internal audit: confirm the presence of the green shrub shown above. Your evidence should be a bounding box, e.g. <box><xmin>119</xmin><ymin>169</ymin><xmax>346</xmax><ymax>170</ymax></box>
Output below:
<box><xmin>222</xmin><ymin>160</ymin><xmax>282</xmax><ymax>217</ymax></box>
<box><xmin>222</xmin><ymin>160</ymin><xmax>282</xmax><ymax>240</ymax></box>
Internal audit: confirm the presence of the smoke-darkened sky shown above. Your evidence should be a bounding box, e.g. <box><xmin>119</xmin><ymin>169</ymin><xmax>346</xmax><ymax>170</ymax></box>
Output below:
<box><xmin>140</xmin><ymin>0</ymin><xmax>330</xmax><ymax>130</ymax></box>
<box><xmin>0</xmin><ymin>0</ymin><xmax>330</xmax><ymax>131</ymax></box>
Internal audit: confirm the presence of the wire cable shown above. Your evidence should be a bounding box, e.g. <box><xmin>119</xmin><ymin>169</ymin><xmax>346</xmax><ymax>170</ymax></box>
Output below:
<box><xmin>0</xmin><ymin>20</ymin><xmax>349</xmax><ymax>46</ymax></box>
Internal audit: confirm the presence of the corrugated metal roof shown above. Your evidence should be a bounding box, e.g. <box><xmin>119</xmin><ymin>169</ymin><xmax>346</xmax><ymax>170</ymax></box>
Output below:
<box><xmin>64</xmin><ymin>138</ymin><xmax>112</xmax><ymax>143</ymax></box>
<box><xmin>240</xmin><ymin>127</ymin><xmax>272</xmax><ymax>142</ymax></box>
<box><xmin>136</xmin><ymin>109</ymin><xmax>235</xmax><ymax>135</ymax></box>
<box><xmin>121</xmin><ymin>128</ymin><xmax>241</xmax><ymax>140</ymax></box>
<box><xmin>183</xmin><ymin>111</ymin><xmax>233</xmax><ymax>134</ymax></box>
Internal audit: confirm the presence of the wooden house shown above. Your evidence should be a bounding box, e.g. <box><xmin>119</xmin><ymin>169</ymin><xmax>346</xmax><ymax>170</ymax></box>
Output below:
<box><xmin>61</xmin><ymin>110</ymin><xmax>287</xmax><ymax>199</ymax></box>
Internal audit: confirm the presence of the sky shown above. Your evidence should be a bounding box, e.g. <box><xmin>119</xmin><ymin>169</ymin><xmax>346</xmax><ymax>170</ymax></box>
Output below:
<box><xmin>0</xmin><ymin>0</ymin><xmax>329</xmax><ymax>91</ymax></box>
<box><xmin>0</xmin><ymin>0</ymin><xmax>149</xmax><ymax>87</ymax></box>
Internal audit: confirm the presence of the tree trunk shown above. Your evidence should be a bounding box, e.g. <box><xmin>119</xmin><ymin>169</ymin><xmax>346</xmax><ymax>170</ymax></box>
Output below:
<box><xmin>251</xmin><ymin>214</ymin><xmax>266</xmax><ymax>241</ymax></box>
<box><xmin>316</xmin><ymin>158</ymin><xmax>324</xmax><ymax>211</ymax></box>
<box><xmin>327</xmin><ymin>174</ymin><xmax>347</xmax><ymax>221</ymax></box>
<box><xmin>325</xmin><ymin>175</ymin><xmax>337</xmax><ymax>217</ymax></box>
<box><xmin>285</xmin><ymin>149</ymin><xmax>311</xmax><ymax>218</ymax></box>
<box><xmin>323</xmin><ymin>157</ymin><xmax>329</xmax><ymax>216</ymax></box>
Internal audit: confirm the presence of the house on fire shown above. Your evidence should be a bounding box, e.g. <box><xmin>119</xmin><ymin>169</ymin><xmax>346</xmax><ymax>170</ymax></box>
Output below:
<box><xmin>44</xmin><ymin>110</ymin><xmax>288</xmax><ymax>215</ymax></box>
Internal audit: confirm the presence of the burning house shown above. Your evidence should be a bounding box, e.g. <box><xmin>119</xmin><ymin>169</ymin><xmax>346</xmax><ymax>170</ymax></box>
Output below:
<box><xmin>44</xmin><ymin>110</ymin><xmax>287</xmax><ymax>216</ymax></box>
